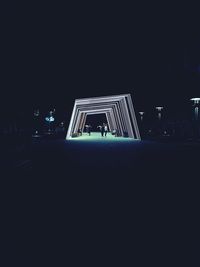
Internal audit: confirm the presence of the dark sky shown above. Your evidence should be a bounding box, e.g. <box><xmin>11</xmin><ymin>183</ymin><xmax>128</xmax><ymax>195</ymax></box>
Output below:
<box><xmin>1</xmin><ymin>2</ymin><xmax>200</xmax><ymax>118</ymax></box>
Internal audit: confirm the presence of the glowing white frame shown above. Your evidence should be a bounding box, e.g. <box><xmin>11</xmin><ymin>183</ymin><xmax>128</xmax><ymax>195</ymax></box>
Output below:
<box><xmin>66</xmin><ymin>94</ymin><xmax>141</xmax><ymax>140</ymax></box>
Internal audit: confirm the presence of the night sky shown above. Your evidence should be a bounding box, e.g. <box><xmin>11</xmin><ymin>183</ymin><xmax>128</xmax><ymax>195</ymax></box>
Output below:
<box><xmin>1</xmin><ymin>3</ymin><xmax>200</xmax><ymax>119</ymax></box>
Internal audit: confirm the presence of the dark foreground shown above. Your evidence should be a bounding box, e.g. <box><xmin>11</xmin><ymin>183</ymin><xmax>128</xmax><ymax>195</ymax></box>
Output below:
<box><xmin>1</xmin><ymin>138</ymin><xmax>200</xmax><ymax>264</ymax></box>
<box><xmin>2</xmin><ymin>137</ymin><xmax>200</xmax><ymax>192</ymax></box>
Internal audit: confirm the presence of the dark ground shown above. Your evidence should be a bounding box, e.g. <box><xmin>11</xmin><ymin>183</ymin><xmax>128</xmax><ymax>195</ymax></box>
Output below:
<box><xmin>2</xmin><ymin>137</ymin><xmax>200</xmax><ymax>191</ymax></box>
<box><xmin>1</xmin><ymin>138</ymin><xmax>200</xmax><ymax>264</ymax></box>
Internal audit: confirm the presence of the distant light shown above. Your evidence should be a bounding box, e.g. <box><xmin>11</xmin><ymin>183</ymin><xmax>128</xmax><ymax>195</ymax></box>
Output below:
<box><xmin>34</xmin><ymin>109</ymin><xmax>40</xmax><ymax>116</ymax></box>
<box><xmin>190</xmin><ymin>98</ymin><xmax>200</xmax><ymax>100</ymax></box>
<box><xmin>155</xmin><ymin>107</ymin><xmax>163</xmax><ymax>111</ymax></box>
<box><xmin>139</xmin><ymin>112</ymin><xmax>145</xmax><ymax>121</ymax></box>
<box><xmin>45</xmin><ymin>116</ymin><xmax>55</xmax><ymax>122</ymax></box>
<box><xmin>155</xmin><ymin>107</ymin><xmax>163</xmax><ymax>120</ymax></box>
<box><xmin>191</xmin><ymin>98</ymin><xmax>200</xmax><ymax>120</ymax></box>
<box><xmin>190</xmin><ymin>98</ymin><xmax>200</xmax><ymax>103</ymax></box>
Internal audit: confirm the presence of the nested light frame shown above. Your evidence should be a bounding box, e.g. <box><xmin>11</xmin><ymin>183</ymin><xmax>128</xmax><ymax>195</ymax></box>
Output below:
<box><xmin>66</xmin><ymin>94</ymin><xmax>141</xmax><ymax>140</ymax></box>
<box><xmin>78</xmin><ymin>108</ymin><xmax>116</xmax><ymax>132</ymax></box>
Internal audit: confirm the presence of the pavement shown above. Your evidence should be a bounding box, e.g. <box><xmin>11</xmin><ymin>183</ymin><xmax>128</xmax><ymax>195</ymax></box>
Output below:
<box><xmin>1</xmin><ymin>132</ymin><xmax>199</xmax><ymax>203</ymax></box>
<box><xmin>12</xmin><ymin>133</ymin><xmax>196</xmax><ymax>194</ymax></box>
<box><xmin>1</xmin><ymin>133</ymin><xmax>199</xmax><ymax>262</ymax></box>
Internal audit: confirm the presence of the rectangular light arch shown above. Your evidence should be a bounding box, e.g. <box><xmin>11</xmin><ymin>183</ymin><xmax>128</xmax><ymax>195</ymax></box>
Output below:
<box><xmin>66</xmin><ymin>94</ymin><xmax>141</xmax><ymax>140</ymax></box>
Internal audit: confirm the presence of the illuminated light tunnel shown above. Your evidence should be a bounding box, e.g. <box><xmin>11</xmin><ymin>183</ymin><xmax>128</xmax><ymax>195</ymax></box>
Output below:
<box><xmin>66</xmin><ymin>94</ymin><xmax>141</xmax><ymax>140</ymax></box>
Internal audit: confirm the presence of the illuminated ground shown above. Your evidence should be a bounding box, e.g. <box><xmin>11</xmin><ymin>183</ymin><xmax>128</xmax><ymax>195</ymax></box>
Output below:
<box><xmin>68</xmin><ymin>132</ymin><xmax>136</xmax><ymax>142</ymax></box>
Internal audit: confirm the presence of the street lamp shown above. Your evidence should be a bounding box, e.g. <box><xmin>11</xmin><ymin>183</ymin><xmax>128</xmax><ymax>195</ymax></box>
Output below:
<box><xmin>155</xmin><ymin>106</ymin><xmax>163</xmax><ymax>120</ymax></box>
<box><xmin>190</xmin><ymin>98</ymin><xmax>200</xmax><ymax>121</ymax></box>
<box><xmin>33</xmin><ymin>108</ymin><xmax>40</xmax><ymax>137</ymax></box>
<box><xmin>139</xmin><ymin>111</ymin><xmax>145</xmax><ymax>122</ymax></box>
<box><xmin>45</xmin><ymin>110</ymin><xmax>55</xmax><ymax>133</ymax></box>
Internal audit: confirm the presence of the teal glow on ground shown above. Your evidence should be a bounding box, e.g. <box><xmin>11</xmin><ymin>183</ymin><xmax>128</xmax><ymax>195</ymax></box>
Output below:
<box><xmin>68</xmin><ymin>132</ymin><xmax>137</xmax><ymax>142</ymax></box>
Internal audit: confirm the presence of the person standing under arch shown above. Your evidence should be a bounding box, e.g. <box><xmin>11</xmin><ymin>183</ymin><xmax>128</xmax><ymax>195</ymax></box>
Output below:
<box><xmin>101</xmin><ymin>123</ymin><xmax>105</xmax><ymax>137</ymax></box>
<box><xmin>104</xmin><ymin>123</ymin><xmax>108</xmax><ymax>137</ymax></box>
<box><xmin>85</xmin><ymin>125</ymin><xmax>91</xmax><ymax>136</ymax></box>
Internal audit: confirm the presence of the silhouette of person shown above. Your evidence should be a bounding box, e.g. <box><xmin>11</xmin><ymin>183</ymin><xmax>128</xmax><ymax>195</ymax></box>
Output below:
<box><xmin>104</xmin><ymin>123</ymin><xmax>108</xmax><ymax>137</ymax></box>
<box><xmin>97</xmin><ymin>125</ymin><xmax>101</xmax><ymax>135</ymax></box>
<box><xmin>88</xmin><ymin>125</ymin><xmax>92</xmax><ymax>136</ymax></box>
<box><xmin>78</xmin><ymin>128</ymin><xmax>82</xmax><ymax>136</ymax></box>
<box><xmin>101</xmin><ymin>123</ymin><xmax>105</xmax><ymax>137</ymax></box>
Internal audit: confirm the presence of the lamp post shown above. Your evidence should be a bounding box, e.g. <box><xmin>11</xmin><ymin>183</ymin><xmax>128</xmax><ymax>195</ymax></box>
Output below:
<box><xmin>155</xmin><ymin>107</ymin><xmax>163</xmax><ymax>121</ymax></box>
<box><xmin>45</xmin><ymin>110</ymin><xmax>55</xmax><ymax>133</ymax></box>
<box><xmin>139</xmin><ymin>111</ymin><xmax>145</xmax><ymax>122</ymax></box>
<box><xmin>33</xmin><ymin>108</ymin><xmax>40</xmax><ymax>136</ymax></box>
<box><xmin>190</xmin><ymin>98</ymin><xmax>200</xmax><ymax>139</ymax></box>
<box><xmin>190</xmin><ymin>98</ymin><xmax>200</xmax><ymax>121</ymax></box>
